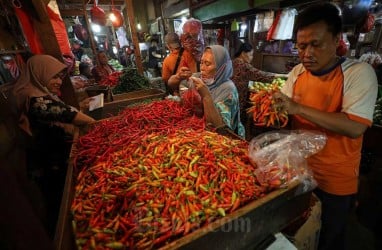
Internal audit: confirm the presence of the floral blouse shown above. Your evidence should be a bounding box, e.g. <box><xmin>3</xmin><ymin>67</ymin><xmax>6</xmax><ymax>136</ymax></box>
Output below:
<box><xmin>28</xmin><ymin>96</ymin><xmax>77</xmax><ymax>125</ymax></box>
<box><xmin>214</xmin><ymin>91</ymin><xmax>245</xmax><ymax>138</ymax></box>
<box><xmin>231</xmin><ymin>57</ymin><xmax>275</xmax><ymax>118</ymax></box>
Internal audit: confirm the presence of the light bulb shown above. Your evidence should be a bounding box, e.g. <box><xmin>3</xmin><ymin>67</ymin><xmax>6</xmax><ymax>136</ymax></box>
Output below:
<box><xmin>109</xmin><ymin>13</ymin><xmax>116</xmax><ymax>22</ymax></box>
<box><xmin>112</xmin><ymin>46</ymin><xmax>118</xmax><ymax>55</ymax></box>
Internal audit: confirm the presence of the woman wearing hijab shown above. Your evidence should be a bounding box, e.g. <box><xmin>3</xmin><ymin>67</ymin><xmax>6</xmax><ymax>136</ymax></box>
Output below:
<box><xmin>91</xmin><ymin>51</ymin><xmax>115</xmax><ymax>82</ymax></box>
<box><xmin>13</xmin><ymin>54</ymin><xmax>95</xmax><ymax>135</ymax></box>
<box><xmin>169</xmin><ymin>45</ymin><xmax>244</xmax><ymax>138</ymax></box>
<box><xmin>12</xmin><ymin>54</ymin><xmax>95</xmax><ymax>236</ymax></box>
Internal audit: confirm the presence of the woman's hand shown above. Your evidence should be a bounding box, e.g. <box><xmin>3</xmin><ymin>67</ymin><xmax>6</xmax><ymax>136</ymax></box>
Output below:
<box><xmin>71</xmin><ymin>77</ymin><xmax>86</xmax><ymax>90</ymax></box>
<box><xmin>189</xmin><ymin>77</ymin><xmax>224</xmax><ymax>128</ymax></box>
<box><xmin>79</xmin><ymin>97</ymin><xmax>94</xmax><ymax>112</ymax></box>
<box><xmin>52</xmin><ymin>122</ymin><xmax>76</xmax><ymax>135</ymax></box>
<box><xmin>273</xmin><ymin>91</ymin><xmax>300</xmax><ymax>115</ymax></box>
<box><xmin>190</xmin><ymin>77</ymin><xmax>210</xmax><ymax>99</ymax></box>
<box><xmin>274</xmin><ymin>73</ymin><xmax>288</xmax><ymax>79</ymax></box>
<box><xmin>176</xmin><ymin>67</ymin><xmax>192</xmax><ymax>81</ymax></box>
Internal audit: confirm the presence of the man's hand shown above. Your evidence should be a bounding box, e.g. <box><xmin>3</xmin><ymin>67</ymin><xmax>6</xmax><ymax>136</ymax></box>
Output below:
<box><xmin>176</xmin><ymin>67</ymin><xmax>192</xmax><ymax>81</ymax></box>
<box><xmin>273</xmin><ymin>91</ymin><xmax>300</xmax><ymax>115</ymax></box>
<box><xmin>273</xmin><ymin>91</ymin><xmax>368</xmax><ymax>138</ymax></box>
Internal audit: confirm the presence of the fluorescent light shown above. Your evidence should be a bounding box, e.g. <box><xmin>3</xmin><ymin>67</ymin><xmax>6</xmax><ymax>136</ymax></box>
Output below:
<box><xmin>91</xmin><ymin>24</ymin><xmax>101</xmax><ymax>33</ymax></box>
<box><xmin>137</xmin><ymin>22</ymin><xmax>141</xmax><ymax>30</ymax></box>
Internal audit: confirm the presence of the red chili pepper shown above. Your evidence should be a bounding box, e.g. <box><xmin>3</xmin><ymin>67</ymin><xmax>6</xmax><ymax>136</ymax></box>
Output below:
<box><xmin>72</xmin><ymin>111</ymin><xmax>272</xmax><ymax>249</ymax></box>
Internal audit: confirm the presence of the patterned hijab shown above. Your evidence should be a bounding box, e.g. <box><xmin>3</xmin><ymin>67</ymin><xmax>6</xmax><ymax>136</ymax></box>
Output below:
<box><xmin>206</xmin><ymin>45</ymin><xmax>233</xmax><ymax>92</ymax></box>
<box><xmin>12</xmin><ymin>54</ymin><xmax>67</xmax><ymax>135</ymax></box>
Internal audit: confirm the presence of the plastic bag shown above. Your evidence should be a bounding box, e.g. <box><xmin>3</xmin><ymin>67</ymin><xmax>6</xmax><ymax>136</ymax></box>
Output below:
<box><xmin>181</xmin><ymin>85</ymin><xmax>203</xmax><ymax>117</ymax></box>
<box><xmin>248</xmin><ymin>130</ymin><xmax>327</xmax><ymax>193</ymax></box>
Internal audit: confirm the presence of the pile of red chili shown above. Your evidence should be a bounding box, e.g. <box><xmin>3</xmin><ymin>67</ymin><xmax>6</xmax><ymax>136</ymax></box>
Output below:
<box><xmin>72</xmin><ymin>129</ymin><xmax>268</xmax><ymax>249</ymax></box>
<box><xmin>71</xmin><ymin>99</ymin><xmax>286</xmax><ymax>249</ymax></box>
<box><xmin>99</xmin><ymin>71</ymin><xmax>123</xmax><ymax>87</ymax></box>
<box><xmin>74</xmin><ymin>100</ymin><xmax>205</xmax><ymax>169</ymax></box>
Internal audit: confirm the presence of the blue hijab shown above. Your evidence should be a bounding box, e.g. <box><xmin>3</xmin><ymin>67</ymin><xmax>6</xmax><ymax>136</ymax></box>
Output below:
<box><xmin>206</xmin><ymin>45</ymin><xmax>233</xmax><ymax>92</ymax></box>
<box><xmin>204</xmin><ymin>45</ymin><xmax>245</xmax><ymax>138</ymax></box>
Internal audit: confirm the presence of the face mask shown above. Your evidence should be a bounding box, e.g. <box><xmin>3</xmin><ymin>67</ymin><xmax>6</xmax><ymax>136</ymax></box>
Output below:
<box><xmin>203</xmin><ymin>77</ymin><xmax>215</xmax><ymax>86</ymax></box>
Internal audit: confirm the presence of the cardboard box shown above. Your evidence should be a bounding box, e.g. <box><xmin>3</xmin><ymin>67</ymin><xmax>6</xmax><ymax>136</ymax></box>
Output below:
<box><xmin>283</xmin><ymin>194</ymin><xmax>321</xmax><ymax>250</ymax></box>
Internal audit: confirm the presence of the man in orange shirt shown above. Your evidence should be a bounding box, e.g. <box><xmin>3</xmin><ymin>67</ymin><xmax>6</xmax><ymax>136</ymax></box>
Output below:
<box><xmin>161</xmin><ymin>32</ymin><xmax>197</xmax><ymax>95</ymax></box>
<box><xmin>274</xmin><ymin>3</ymin><xmax>378</xmax><ymax>250</ymax></box>
<box><xmin>167</xmin><ymin>18</ymin><xmax>205</xmax><ymax>95</ymax></box>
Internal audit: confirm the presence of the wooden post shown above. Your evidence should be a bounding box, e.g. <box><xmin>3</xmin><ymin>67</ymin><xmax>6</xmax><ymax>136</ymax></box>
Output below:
<box><xmin>30</xmin><ymin>0</ymin><xmax>79</xmax><ymax>108</ymax></box>
<box><xmin>82</xmin><ymin>0</ymin><xmax>98</xmax><ymax>61</ymax></box>
<box><xmin>125</xmin><ymin>0</ymin><xmax>144</xmax><ymax>74</ymax></box>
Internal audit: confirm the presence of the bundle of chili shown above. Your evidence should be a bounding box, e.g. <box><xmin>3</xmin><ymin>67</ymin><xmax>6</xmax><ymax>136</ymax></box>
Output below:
<box><xmin>247</xmin><ymin>84</ymin><xmax>288</xmax><ymax>128</ymax></box>
<box><xmin>99</xmin><ymin>71</ymin><xmax>123</xmax><ymax>87</ymax></box>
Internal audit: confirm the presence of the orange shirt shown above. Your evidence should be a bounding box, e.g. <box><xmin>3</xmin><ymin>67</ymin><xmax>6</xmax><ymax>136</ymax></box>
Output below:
<box><xmin>161</xmin><ymin>49</ymin><xmax>197</xmax><ymax>83</ymax></box>
<box><xmin>282</xmin><ymin>59</ymin><xmax>378</xmax><ymax>195</ymax></box>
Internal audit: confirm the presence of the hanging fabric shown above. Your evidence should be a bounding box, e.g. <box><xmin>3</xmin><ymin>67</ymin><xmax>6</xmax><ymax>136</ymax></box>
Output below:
<box><xmin>231</xmin><ymin>19</ymin><xmax>239</xmax><ymax>31</ymax></box>
<box><xmin>2</xmin><ymin>55</ymin><xmax>20</xmax><ymax>80</ymax></box>
<box><xmin>253</xmin><ymin>13</ymin><xmax>265</xmax><ymax>33</ymax></box>
<box><xmin>14</xmin><ymin>6</ymin><xmax>44</xmax><ymax>54</ymax></box>
<box><xmin>47</xmin><ymin>5</ymin><xmax>72</xmax><ymax>56</ymax></box>
<box><xmin>266</xmin><ymin>10</ymin><xmax>281</xmax><ymax>41</ymax></box>
<box><xmin>73</xmin><ymin>16</ymin><xmax>89</xmax><ymax>42</ymax></box>
<box><xmin>336</xmin><ymin>35</ymin><xmax>348</xmax><ymax>56</ymax></box>
<box><xmin>271</xmin><ymin>8</ymin><xmax>298</xmax><ymax>40</ymax></box>
<box><xmin>116</xmin><ymin>27</ymin><xmax>129</xmax><ymax>47</ymax></box>
<box><xmin>358</xmin><ymin>12</ymin><xmax>375</xmax><ymax>33</ymax></box>
<box><xmin>254</xmin><ymin>11</ymin><xmax>275</xmax><ymax>33</ymax></box>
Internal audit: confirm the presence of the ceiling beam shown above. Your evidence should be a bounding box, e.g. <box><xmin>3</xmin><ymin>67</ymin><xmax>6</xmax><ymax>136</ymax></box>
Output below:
<box><xmin>59</xmin><ymin>9</ymin><xmax>85</xmax><ymax>16</ymax></box>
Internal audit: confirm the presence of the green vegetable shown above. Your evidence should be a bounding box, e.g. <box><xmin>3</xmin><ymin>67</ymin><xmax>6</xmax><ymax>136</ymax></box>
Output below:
<box><xmin>112</xmin><ymin>67</ymin><xmax>150</xmax><ymax>94</ymax></box>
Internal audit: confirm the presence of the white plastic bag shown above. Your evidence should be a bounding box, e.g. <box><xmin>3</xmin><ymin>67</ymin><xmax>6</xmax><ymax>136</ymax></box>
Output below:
<box><xmin>248</xmin><ymin>130</ymin><xmax>327</xmax><ymax>193</ymax></box>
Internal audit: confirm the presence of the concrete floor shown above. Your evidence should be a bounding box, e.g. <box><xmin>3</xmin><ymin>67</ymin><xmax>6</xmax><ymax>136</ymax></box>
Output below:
<box><xmin>346</xmin><ymin>150</ymin><xmax>382</xmax><ymax>250</ymax></box>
